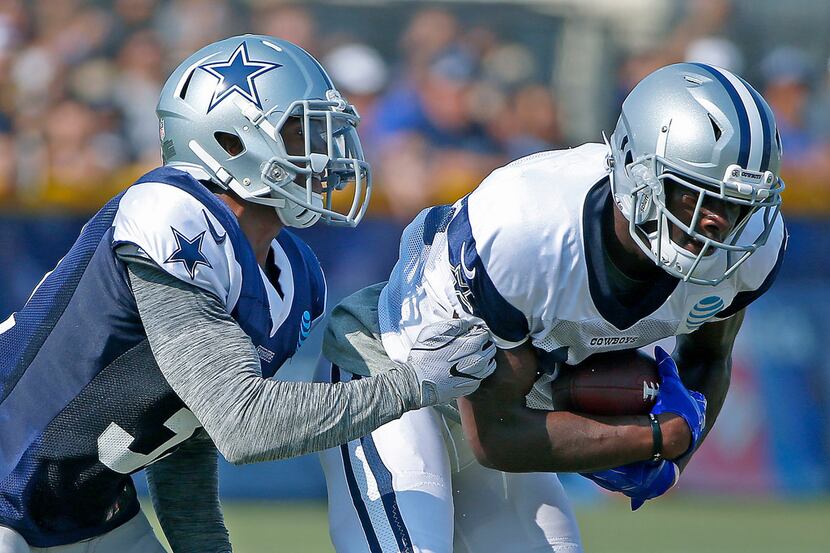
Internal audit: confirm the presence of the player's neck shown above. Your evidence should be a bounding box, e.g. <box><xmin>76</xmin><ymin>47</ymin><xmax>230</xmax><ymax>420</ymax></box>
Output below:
<box><xmin>605</xmin><ymin>203</ymin><xmax>664</xmax><ymax>282</ymax></box>
<box><xmin>217</xmin><ymin>192</ymin><xmax>284</xmax><ymax>267</ymax></box>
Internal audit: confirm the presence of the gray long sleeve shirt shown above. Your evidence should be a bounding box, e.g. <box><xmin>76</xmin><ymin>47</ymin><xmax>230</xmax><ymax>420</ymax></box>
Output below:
<box><xmin>125</xmin><ymin>258</ymin><xmax>420</xmax><ymax>552</ymax></box>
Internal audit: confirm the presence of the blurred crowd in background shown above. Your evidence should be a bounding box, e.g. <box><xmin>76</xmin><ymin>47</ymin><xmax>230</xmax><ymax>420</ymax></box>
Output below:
<box><xmin>1</xmin><ymin>0</ymin><xmax>829</xmax><ymax>217</ymax></box>
<box><xmin>0</xmin><ymin>0</ymin><xmax>828</xmax><ymax>498</ymax></box>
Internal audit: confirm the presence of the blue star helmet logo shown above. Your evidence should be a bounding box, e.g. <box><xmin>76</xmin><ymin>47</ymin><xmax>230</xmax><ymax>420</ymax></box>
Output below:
<box><xmin>198</xmin><ymin>42</ymin><xmax>282</xmax><ymax>113</ymax></box>
<box><xmin>164</xmin><ymin>227</ymin><xmax>212</xmax><ymax>279</ymax></box>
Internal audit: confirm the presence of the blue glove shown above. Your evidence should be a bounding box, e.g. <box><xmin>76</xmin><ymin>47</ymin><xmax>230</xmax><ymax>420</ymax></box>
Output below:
<box><xmin>581</xmin><ymin>459</ymin><xmax>679</xmax><ymax>510</ymax></box>
<box><xmin>651</xmin><ymin>346</ymin><xmax>707</xmax><ymax>456</ymax></box>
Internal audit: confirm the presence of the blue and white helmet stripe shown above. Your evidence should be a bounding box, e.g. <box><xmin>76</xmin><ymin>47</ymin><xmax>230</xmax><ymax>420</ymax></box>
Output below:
<box><xmin>746</xmin><ymin>85</ymin><xmax>775</xmax><ymax>172</ymax></box>
<box><xmin>690</xmin><ymin>63</ymin><xmax>774</xmax><ymax>172</ymax></box>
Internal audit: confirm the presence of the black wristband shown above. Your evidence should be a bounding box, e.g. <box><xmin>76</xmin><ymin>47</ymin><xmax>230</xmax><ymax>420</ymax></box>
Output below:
<box><xmin>649</xmin><ymin>413</ymin><xmax>663</xmax><ymax>462</ymax></box>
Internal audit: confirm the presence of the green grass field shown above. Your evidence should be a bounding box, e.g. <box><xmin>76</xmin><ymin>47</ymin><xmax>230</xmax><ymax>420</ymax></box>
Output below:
<box><xmin>144</xmin><ymin>497</ymin><xmax>830</xmax><ymax>552</ymax></box>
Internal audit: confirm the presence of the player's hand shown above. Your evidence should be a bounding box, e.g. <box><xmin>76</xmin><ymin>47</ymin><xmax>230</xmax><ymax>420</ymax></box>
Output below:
<box><xmin>405</xmin><ymin>320</ymin><xmax>497</xmax><ymax>407</ymax></box>
<box><xmin>651</xmin><ymin>346</ymin><xmax>707</xmax><ymax>457</ymax></box>
<box><xmin>581</xmin><ymin>459</ymin><xmax>679</xmax><ymax>511</ymax></box>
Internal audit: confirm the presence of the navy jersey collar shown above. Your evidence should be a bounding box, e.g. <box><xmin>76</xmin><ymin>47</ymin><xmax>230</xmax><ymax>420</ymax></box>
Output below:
<box><xmin>582</xmin><ymin>177</ymin><xmax>679</xmax><ymax>330</ymax></box>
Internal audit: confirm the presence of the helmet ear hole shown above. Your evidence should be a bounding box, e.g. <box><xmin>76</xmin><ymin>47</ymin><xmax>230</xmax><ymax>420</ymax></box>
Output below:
<box><xmin>215</xmin><ymin>131</ymin><xmax>245</xmax><ymax>157</ymax></box>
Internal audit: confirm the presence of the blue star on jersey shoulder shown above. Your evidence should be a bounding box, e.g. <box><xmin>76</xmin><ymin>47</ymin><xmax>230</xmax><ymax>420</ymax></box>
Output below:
<box><xmin>164</xmin><ymin>227</ymin><xmax>212</xmax><ymax>279</ymax></box>
<box><xmin>199</xmin><ymin>42</ymin><xmax>281</xmax><ymax>113</ymax></box>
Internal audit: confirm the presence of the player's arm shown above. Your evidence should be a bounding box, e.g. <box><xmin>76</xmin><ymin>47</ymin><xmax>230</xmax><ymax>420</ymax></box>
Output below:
<box><xmin>457</xmin><ymin>342</ymin><xmax>693</xmax><ymax>473</ymax></box>
<box><xmin>145</xmin><ymin>431</ymin><xmax>231</xmax><ymax>553</ymax></box>
<box><xmin>129</xmin><ymin>258</ymin><xmax>416</xmax><ymax>464</ymax></box>
<box><xmin>127</xmin><ymin>260</ymin><xmax>490</xmax><ymax>464</ymax></box>
<box><xmin>672</xmin><ymin>309</ymin><xmax>744</xmax><ymax>469</ymax></box>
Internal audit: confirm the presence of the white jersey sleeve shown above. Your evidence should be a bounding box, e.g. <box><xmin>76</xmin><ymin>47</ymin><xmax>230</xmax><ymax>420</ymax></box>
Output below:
<box><xmin>379</xmin><ymin>144</ymin><xmax>611</xmax><ymax>358</ymax></box>
<box><xmin>443</xmin><ymin>146</ymin><xmax>610</xmax><ymax>346</ymax></box>
<box><xmin>112</xmin><ymin>182</ymin><xmax>242</xmax><ymax>310</ymax></box>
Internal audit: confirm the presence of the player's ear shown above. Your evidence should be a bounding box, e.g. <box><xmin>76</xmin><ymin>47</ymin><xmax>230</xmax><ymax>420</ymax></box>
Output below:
<box><xmin>215</xmin><ymin>131</ymin><xmax>244</xmax><ymax>157</ymax></box>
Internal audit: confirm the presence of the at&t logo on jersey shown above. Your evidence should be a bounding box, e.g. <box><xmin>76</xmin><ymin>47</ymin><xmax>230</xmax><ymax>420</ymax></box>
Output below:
<box><xmin>297</xmin><ymin>310</ymin><xmax>312</xmax><ymax>348</ymax></box>
<box><xmin>686</xmin><ymin>296</ymin><xmax>724</xmax><ymax>329</ymax></box>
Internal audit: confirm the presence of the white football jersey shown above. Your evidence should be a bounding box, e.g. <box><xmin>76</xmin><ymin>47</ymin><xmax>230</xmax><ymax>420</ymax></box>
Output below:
<box><xmin>378</xmin><ymin>143</ymin><xmax>786</xmax><ymax>373</ymax></box>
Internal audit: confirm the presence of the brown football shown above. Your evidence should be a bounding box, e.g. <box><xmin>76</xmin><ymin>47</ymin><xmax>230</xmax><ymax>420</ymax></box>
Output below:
<box><xmin>550</xmin><ymin>349</ymin><xmax>660</xmax><ymax>416</ymax></box>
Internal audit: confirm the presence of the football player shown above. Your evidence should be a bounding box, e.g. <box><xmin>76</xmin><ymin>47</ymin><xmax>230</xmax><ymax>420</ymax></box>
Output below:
<box><xmin>319</xmin><ymin>62</ymin><xmax>786</xmax><ymax>552</ymax></box>
<box><xmin>0</xmin><ymin>36</ymin><xmax>497</xmax><ymax>553</ymax></box>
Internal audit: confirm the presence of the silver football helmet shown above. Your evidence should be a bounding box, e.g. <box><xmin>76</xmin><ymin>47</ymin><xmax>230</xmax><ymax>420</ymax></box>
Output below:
<box><xmin>608</xmin><ymin>63</ymin><xmax>784</xmax><ymax>285</ymax></box>
<box><xmin>157</xmin><ymin>35</ymin><xmax>371</xmax><ymax>228</ymax></box>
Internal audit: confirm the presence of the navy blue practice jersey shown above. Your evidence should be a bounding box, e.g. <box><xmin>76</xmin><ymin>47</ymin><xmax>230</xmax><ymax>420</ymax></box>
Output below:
<box><xmin>0</xmin><ymin>167</ymin><xmax>325</xmax><ymax>547</ymax></box>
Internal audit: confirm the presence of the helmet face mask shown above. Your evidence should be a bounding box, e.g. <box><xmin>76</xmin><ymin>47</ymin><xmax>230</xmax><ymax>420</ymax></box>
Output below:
<box><xmin>257</xmin><ymin>98</ymin><xmax>371</xmax><ymax>227</ymax></box>
<box><xmin>157</xmin><ymin>36</ymin><xmax>371</xmax><ymax>228</ymax></box>
<box><xmin>608</xmin><ymin>63</ymin><xmax>785</xmax><ymax>286</ymax></box>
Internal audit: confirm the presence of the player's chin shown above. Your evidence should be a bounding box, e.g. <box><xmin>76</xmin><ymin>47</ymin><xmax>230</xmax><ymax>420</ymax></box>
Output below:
<box><xmin>680</xmin><ymin>238</ymin><xmax>717</xmax><ymax>257</ymax></box>
<box><xmin>684</xmin><ymin>241</ymin><xmax>705</xmax><ymax>256</ymax></box>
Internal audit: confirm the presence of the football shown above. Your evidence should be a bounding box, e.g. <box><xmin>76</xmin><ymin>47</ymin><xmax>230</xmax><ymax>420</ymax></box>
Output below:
<box><xmin>550</xmin><ymin>349</ymin><xmax>660</xmax><ymax>416</ymax></box>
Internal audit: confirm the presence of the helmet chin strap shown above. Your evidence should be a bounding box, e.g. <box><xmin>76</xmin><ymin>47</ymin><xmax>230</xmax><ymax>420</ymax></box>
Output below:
<box><xmin>273</xmin><ymin>182</ymin><xmax>323</xmax><ymax>228</ymax></box>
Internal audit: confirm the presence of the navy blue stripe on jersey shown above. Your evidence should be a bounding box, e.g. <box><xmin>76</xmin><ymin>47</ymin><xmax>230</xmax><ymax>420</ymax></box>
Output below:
<box><xmin>360</xmin><ymin>434</ymin><xmax>414</xmax><ymax>553</ymax></box>
<box><xmin>583</xmin><ymin>179</ymin><xmax>679</xmax><ymax>330</ymax></box>
<box><xmin>690</xmin><ymin>63</ymin><xmax>751</xmax><ymax>168</ymax></box>
<box><xmin>251</xmin><ymin>230</ymin><xmax>325</xmax><ymax>377</ymax></box>
<box><xmin>718</xmin><ymin>229</ymin><xmax>786</xmax><ymax>319</ymax></box>
<box><xmin>279</xmin><ymin>230</ymin><xmax>326</xmax><ymax>325</ymax></box>
<box><xmin>331</xmin><ymin>366</ymin><xmax>384</xmax><ymax>553</ymax></box>
<box><xmin>446</xmin><ymin>197</ymin><xmax>529</xmax><ymax>343</ymax></box>
<box><xmin>746</xmin><ymin>84</ymin><xmax>774</xmax><ymax>172</ymax></box>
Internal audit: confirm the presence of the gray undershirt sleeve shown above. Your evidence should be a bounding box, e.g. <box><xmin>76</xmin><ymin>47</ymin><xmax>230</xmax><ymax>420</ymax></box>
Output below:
<box><xmin>145</xmin><ymin>431</ymin><xmax>231</xmax><ymax>553</ymax></box>
<box><xmin>126</xmin><ymin>259</ymin><xmax>421</xmax><ymax>465</ymax></box>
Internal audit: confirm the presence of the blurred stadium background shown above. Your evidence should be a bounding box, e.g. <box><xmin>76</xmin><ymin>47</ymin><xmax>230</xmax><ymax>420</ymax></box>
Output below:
<box><xmin>1</xmin><ymin>0</ymin><xmax>828</xmax><ymax>551</ymax></box>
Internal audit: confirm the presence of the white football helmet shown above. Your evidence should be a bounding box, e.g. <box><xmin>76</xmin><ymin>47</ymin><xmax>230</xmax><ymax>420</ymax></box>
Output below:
<box><xmin>157</xmin><ymin>35</ymin><xmax>371</xmax><ymax>228</ymax></box>
<box><xmin>608</xmin><ymin>63</ymin><xmax>784</xmax><ymax>285</ymax></box>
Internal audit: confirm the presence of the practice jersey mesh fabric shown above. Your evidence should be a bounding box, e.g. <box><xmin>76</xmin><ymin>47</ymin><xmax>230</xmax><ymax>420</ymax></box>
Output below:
<box><xmin>0</xmin><ymin>194</ymin><xmax>125</xmax><ymax>404</ymax></box>
<box><xmin>378</xmin><ymin>204</ymin><xmax>454</xmax><ymax>365</ymax></box>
